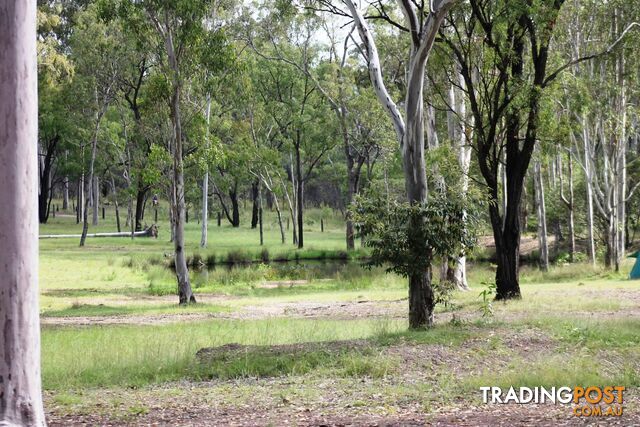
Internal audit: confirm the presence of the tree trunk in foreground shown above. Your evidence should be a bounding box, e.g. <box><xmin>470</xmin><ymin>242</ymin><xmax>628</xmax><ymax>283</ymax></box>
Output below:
<box><xmin>344</xmin><ymin>0</ymin><xmax>455</xmax><ymax>328</ymax></box>
<box><xmin>0</xmin><ymin>1</ymin><xmax>46</xmax><ymax>423</ymax></box>
<box><xmin>409</xmin><ymin>263</ymin><xmax>435</xmax><ymax>329</ymax></box>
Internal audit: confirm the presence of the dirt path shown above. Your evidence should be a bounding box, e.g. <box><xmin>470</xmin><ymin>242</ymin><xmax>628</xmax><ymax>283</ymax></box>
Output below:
<box><xmin>41</xmin><ymin>294</ymin><xmax>640</xmax><ymax>326</ymax></box>
<box><xmin>40</xmin><ymin>299</ymin><xmax>408</xmax><ymax>326</ymax></box>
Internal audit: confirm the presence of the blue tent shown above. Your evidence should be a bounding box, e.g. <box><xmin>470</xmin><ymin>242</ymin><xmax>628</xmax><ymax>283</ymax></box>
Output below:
<box><xmin>629</xmin><ymin>251</ymin><xmax>640</xmax><ymax>279</ymax></box>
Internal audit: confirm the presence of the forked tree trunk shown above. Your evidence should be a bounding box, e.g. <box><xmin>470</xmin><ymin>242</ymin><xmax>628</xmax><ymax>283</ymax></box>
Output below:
<box><xmin>345</xmin><ymin>0</ymin><xmax>455</xmax><ymax>328</ymax></box>
<box><xmin>0</xmin><ymin>1</ymin><xmax>46</xmax><ymax>423</ymax></box>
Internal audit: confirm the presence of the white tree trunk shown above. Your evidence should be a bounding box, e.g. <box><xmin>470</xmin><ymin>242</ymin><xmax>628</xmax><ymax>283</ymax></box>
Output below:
<box><xmin>200</xmin><ymin>93</ymin><xmax>211</xmax><ymax>248</ymax></box>
<box><xmin>0</xmin><ymin>1</ymin><xmax>46</xmax><ymax>423</ymax></box>
<box><xmin>534</xmin><ymin>155</ymin><xmax>549</xmax><ymax>271</ymax></box>
<box><xmin>452</xmin><ymin>72</ymin><xmax>471</xmax><ymax>290</ymax></box>
<box><xmin>345</xmin><ymin>0</ymin><xmax>456</xmax><ymax>328</ymax></box>
<box><xmin>582</xmin><ymin>114</ymin><xmax>597</xmax><ymax>266</ymax></box>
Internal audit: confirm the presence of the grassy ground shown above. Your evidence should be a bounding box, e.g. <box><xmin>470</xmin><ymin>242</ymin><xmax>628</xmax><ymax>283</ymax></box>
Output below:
<box><xmin>39</xmin><ymin>205</ymin><xmax>640</xmax><ymax>425</ymax></box>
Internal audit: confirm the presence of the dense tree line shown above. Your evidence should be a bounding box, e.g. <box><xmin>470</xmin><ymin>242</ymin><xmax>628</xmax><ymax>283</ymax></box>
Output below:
<box><xmin>35</xmin><ymin>0</ymin><xmax>640</xmax><ymax>324</ymax></box>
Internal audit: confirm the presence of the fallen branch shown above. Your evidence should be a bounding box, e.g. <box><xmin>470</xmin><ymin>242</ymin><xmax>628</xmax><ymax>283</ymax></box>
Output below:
<box><xmin>40</xmin><ymin>224</ymin><xmax>158</xmax><ymax>239</ymax></box>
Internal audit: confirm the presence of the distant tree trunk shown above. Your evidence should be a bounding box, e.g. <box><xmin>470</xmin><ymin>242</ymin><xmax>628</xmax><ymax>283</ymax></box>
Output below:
<box><xmin>92</xmin><ymin>175</ymin><xmax>99</xmax><ymax>226</ymax></box>
<box><xmin>295</xmin><ymin>144</ymin><xmax>304</xmax><ymax>249</ymax></box>
<box><xmin>582</xmin><ymin>114</ymin><xmax>597</xmax><ymax>266</ymax></box>
<box><xmin>229</xmin><ymin>187</ymin><xmax>240</xmax><ymax>227</ymax></box>
<box><xmin>134</xmin><ymin>186</ymin><xmax>148</xmax><ymax>232</ymax></box>
<box><xmin>63</xmin><ymin>152</ymin><xmax>70</xmax><ymax>210</ymax></box>
<box><xmin>200</xmin><ymin>93</ymin><xmax>211</xmax><ymax>248</ymax></box>
<box><xmin>559</xmin><ymin>150</ymin><xmax>575</xmax><ymax>261</ymax></box>
<box><xmin>258</xmin><ymin>184</ymin><xmax>264</xmax><ymax>246</ymax></box>
<box><xmin>534</xmin><ymin>155</ymin><xmax>549</xmax><ymax>271</ymax></box>
<box><xmin>81</xmin><ymin>97</ymin><xmax>107</xmax><ymax>247</ymax></box>
<box><xmin>287</xmin><ymin>153</ymin><xmax>298</xmax><ymax>246</ymax></box>
<box><xmin>77</xmin><ymin>175</ymin><xmax>84</xmax><ymax>224</ymax></box>
<box><xmin>110</xmin><ymin>175</ymin><xmax>121</xmax><ymax>233</ymax></box>
<box><xmin>251</xmin><ymin>179</ymin><xmax>259</xmax><ymax>229</ymax></box>
<box><xmin>0</xmin><ymin>1</ymin><xmax>47</xmax><ymax>423</ymax></box>
<box><xmin>449</xmin><ymin>71</ymin><xmax>471</xmax><ymax>290</ymax></box>
<box><xmin>274</xmin><ymin>193</ymin><xmax>285</xmax><ymax>244</ymax></box>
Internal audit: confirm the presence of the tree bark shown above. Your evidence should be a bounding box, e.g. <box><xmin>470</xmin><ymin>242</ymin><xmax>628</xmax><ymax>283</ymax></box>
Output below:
<box><xmin>0</xmin><ymin>0</ymin><xmax>46</xmax><ymax>422</ymax></box>
<box><xmin>273</xmin><ymin>193</ymin><xmax>285</xmax><ymax>244</ymax></box>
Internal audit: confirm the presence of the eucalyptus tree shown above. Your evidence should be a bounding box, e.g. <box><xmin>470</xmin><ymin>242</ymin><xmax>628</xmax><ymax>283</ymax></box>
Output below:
<box><xmin>250</xmin><ymin>6</ymin><xmax>392</xmax><ymax>250</ymax></box>
<box><xmin>71</xmin><ymin>5</ymin><xmax>121</xmax><ymax>247</ymax></box>
<box><xmin>37</xmin><ymin>4</ymin><xmax>75</xmax><ymax>224</ymax></box>
<box><xmin>106</xmin><ymin>0</ymin><xmax>214</xmax><ymax>303</ymax></box>
<box><xmin>440</xmin><ymin>0</ymin><xmax>606</xmax><ymax>298</ymax></box>
<box><xmin>317</xmin><ymin>0</ymin><xmax>457</xmax><ymax>328</ymax></box>
<box><xmin>0</xmin><ymin>1</ymin><xmax>47</xmax><ymax>424</ymax></box>
<box><xmin>250</xmin><ymin>40</ymin><xmax>337</xmax><ymax>249</ymax></box>
<box><xmin>554</xmin><ymin>0</ymin><xmax>640</xmax><ymax>269</ymax></box>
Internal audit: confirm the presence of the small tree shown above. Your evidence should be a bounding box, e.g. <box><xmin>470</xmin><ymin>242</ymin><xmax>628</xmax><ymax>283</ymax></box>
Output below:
<box><xmin>353</xmin><ymin>192</ymin><xmax>477</xmax><ymax>329</ymax></box>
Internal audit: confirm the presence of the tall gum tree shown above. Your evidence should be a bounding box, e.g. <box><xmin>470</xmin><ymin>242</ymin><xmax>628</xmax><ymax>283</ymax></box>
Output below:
<box><xmin>318</xmin><ymin>0</ymin><xmax>457</xmax><ymax>328</ymax></box>
<box><xmin>0</xmin><ymin>0</ymin><xmax>47</xmax><ymax>424</ymax></box>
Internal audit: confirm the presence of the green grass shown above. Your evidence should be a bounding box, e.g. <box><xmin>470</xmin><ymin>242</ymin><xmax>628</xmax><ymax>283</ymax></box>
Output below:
<box><xmin>41</xmin><ymin>302</ymin><xmax>231</xmax><ymax>317</ymax></box>
<box><xmin>41</xmin><ymin>318</ymin><xmax>407</xmax><ymax>390</ymax></box>
<box><xmin>38</xmin><ymin>203</ymin><xmax>640</xmax><ymax>420</ymax></box>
